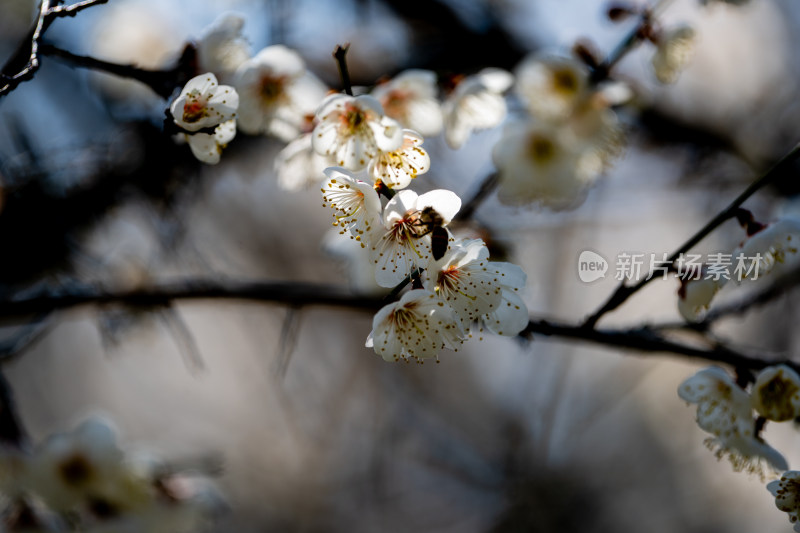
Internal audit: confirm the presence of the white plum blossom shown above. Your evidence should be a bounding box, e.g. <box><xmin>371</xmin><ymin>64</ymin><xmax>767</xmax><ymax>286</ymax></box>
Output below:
<box><xmin>652</xmin><ymin>25</ymin><xmax>697</xmax><ymax>84</ymax></box>
<box><xmin>234</xmin><ymin>45</ymin><xmax>327</xmax><ymax>140</ymax></box>
<box><xmin>733</xmin><ymin>218</ymin><xmax>800</xmax><ymax>279</ymax></box>
<box><xmin>372</xmin><ymin>69</ymin><xmax>443</xmax><ymax>137</ymax></box>
<box><xmin>425</xmin><ymin>239</ymin><xmax>528</xmax><ymax>336</ymax></box>
<box><xmin>371</xmin><ymin>189</ymin><xmax>461</xmax><ymax>287</ymax></box>
<box><xmin>184</xmin><ymin>119</ymin><xmax>236</xmax><ymax>164</ymax></box>
<box><xmin>442</xmin><ymin>68</ymin><xmax>513</xmax><ymax>149</ymax></box>
<box><xmin>321</xmin><ymin>167</ymin><xmax>382</xmax><ymax>245</ymax></box>
<box><xmin>677</xmin><ymin>276</ymin><xmax>726</xmax><ymax>322</ymax></box>
<box><xmin>678</xmin><ymin>366</ymin><xmax>788</xmax><ymax>479</ymax></box>
<box><xmin>366</xmin><ymin>289</ymin><xmax>465</xmax><ymax>362</ymax></box>
<box><xmin>313</xmin><ymin>93</ymin><xmax>403</xmax><ymax>170</ymax></box>
<box><xmin>368</xmin><ymin>129</ymin><xmax>430</xmax><ymax>189</ymax></box>
<box><xmin>425</xmin><ymin>239</ymin><xmax>504</xmax><ymax>328</ymax></box>
<box><xmin>196</xmin><ymin>12</ymin><xmax>251</xmax><ymax>82</ymax></box>
<box><xmin>768</xmin><ymin>471</ymin><xmax>800</xmax><ymax>532</ymax></box>
<box><xmin>275</xmin><ymin>133</ymin><xmax>331</xmax><ymax>191</ymax></box>
<box><xmin>752</xmin><ymin>365</ymin><xmax>800</xmax><ymax>422</ymax></box>
<box><xmin>514</xmin><ymin>54</ymin><xmax>590</xmax><ymax>122</ymax></box>
<box><xmin>170</xmin><ymin>73</ymin><xmax>238</xmax><ymax>132</ymax></box>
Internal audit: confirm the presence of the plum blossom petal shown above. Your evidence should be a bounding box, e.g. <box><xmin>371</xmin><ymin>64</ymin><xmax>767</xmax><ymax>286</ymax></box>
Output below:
<box><xmin>366</xmin><ymin>289</ymin><xmax>465</xmax><ymax>362</ymax></box>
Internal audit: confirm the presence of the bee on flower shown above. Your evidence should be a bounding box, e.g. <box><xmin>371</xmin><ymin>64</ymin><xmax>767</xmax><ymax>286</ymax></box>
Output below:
<box><xmin>370</xmin><ymin>189</ymin><xmax>461</xmax><ymax>287</ymax></box>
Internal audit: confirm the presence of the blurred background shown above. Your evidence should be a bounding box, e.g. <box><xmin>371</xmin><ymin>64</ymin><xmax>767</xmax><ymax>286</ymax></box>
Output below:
<box><xmin>2</xmin><ymin>0</ymin><xmax>800</xmax><ymax>531</ymax></box>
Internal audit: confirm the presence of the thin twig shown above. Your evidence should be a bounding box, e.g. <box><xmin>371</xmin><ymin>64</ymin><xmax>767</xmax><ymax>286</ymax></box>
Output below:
<box><xmin>333</xmin><ymin>44</ymin><xmax>353</xmax><ymax>96</ymax></box>
<box><xmin>583</xmin><ymin>142</ymin><xmax>800</xmax><ymax>328</ymax></box>
<box><xmin>0</xmin><ymin>0</ymin><xmax>109</xmax><ymax>98</ymax></box>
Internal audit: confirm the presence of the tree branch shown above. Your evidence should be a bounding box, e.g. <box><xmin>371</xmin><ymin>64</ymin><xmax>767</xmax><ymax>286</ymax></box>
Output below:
<box><xmin>0</xmin><ymin>0</ymin><xmax>109</xmax><ymax>98</ymax></box>
<box><xmin>583</xmin><ymin>142</ymin><xmax>800</xmax><ymax>328</ymax></box>
<box><xmin>0</xmin><ymin>279</ymin><xmax>789</xmax><ymax>373</ymax></box>
<box><xmin>39</xmin><ymin>43</ymin><xmax>197</xmax><ymax>99</ymax></box>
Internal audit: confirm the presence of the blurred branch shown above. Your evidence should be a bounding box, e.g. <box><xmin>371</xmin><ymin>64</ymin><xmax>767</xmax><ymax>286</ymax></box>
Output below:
<box><xmin>454</xmin><ymin>172</ymin><xmax>499</xmax><ymax>222</ymax></box>
<box><xmin>584</xmin><ymin>142</ymin><xmax>800</xmax><ymax>328</ymax></box>
<box><xmin>0</xmin><ymin>0</ymin><xmax>109</xmax><ymax>98</ymax></box>
<box><xmin>39</xmin><ymin>43</ymin><xmax>197</xmax><ymax>99</ymax></box>
<box><xmin>0</xmin><ymin>279</ymin><xmax>790</xmax><ymax>373</ymax></box>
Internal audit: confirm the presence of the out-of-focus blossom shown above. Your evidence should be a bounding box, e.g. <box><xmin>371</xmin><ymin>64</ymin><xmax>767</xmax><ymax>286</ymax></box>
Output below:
<box><xmin>652</xmin><ymin>25</ymin><xmax>697</xmax><ymax>84</ymax></box>
<box><xmin>275</xmin><ymin>133</ymin><xmax>330</xmax><ymax>191</ymax></box>
<box><xmin>493</xmin><ymin>121</ymin><xmax>600</xmax><ymax>209</ymax></box>
<box><xmin>28</xmin><ymin>417</ymin><xmax>148</xmax><ymax>513</ymax></box>
<box><xmin>321</xmin><ymin>167</ymin><xmax>382</xmax><ymax>245</ymax></box>
<box><xmin>312</xmin><ymin>94</ymin><xmax>403</xmax><ymax>170</ymax></box>
<box><xmin>370</xmin><ymin>189</ymin><xmax>461</xmax><ymax>287</ymax></box>
<box><xmin>752</xmin><ymin>365</ymin><xmax>800</xmax><ymax>422</ymax></box>
<box><xmin>768</xmin><ymin>471</ymin><xmax>800</xmax><ymax>532</ymax></box>
<box><xmin>170</xmin><ymin>74</ymin><xmax>238</xmax><ymax>132</ymax></box>
<box><xmin>515</xmin><ymin>54</ymin><xmax>590</xmax><ymax>122</ymax></box>
<box><xmin>733</xmin><ymin>218</ymin><xmax>800</xmax><ymax>279</ymax></box>
<box><xmin>442</xmin><ymin>68</ymin><xmax>514</xmax><ymax>149</ymax></box>
<box><xmin>197</xmin><ymin>13</ymin><xmax>251</xmax><ymax>82</ymax></box>
<box><xmin>185</xmin><ymin>119</ymin><xmax>236</xmax><ymax>165</ymax></box>
<box><xmin>368</xmin><ymin>129</ymin><xmax>430</xmax><ymax>189</ymax></box>
<box><xmin>678</xmin><ymin>367</ymin><xmax>787</xmax><ymax>479</ymax></box>
<box><xmin>366</xmin><ymin>289</ymin><xmax>464</xmax><ymax>362</ymax></box>
<box><xmin>234</xmin><ymin>45</ymin><xmax>327</xmax><ymax>140</ymax></box>
<box><xmin>372</xmin><ymin>69</ymin><xmax>443</xmax><ymax>137</ymax></box>
<box><xmin>677</xmin><ymin>276</ymin><xmax>726</xmax><ymax>321</ymax></box>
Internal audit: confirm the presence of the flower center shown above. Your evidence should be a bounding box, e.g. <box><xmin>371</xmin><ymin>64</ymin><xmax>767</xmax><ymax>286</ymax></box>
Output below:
<box><xmin>341</xmin><ymin>104</ymin><xmax>367</xmax><ymax>133</ymax></box>
<box><xmin>58</xmin><ymin>453</ymin><xmax>94</xmax><ymax>486</ymax></box>
<box><xmin>182</xmin><ymin>95</ymin><xmax>207</xmax><ymax>123</ymax></box>
<box><xmin>437</xmin><ymin>267</ymin><xmax>461</xmax><ymax>293</ymax></box>
<box><xmin>552</xmin><ymin>67</ymin><xmax>579</xmax><ymax>96</ymax></box>
<box><xmin>260</xmin><ymin>75</ymin><xmax>286</xmax><ymax>104</ymax></box>
<box><xmin>528</xmin><ymin>134</ymin><xmax>556</xmax><ymax>164</ymax></box>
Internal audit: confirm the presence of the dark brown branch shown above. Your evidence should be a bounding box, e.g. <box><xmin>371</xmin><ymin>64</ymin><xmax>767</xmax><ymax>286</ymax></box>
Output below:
<box><xmin>584</xmin><ymin>142</ymin><xmax>800</xmax><ymax>328</ymax></box>
<box><xmin>0</xmin><ymin>280</ymin><xmax>385</xmax><ymax>321</ymax></box>
<box><xmin>0</xmin><ymin>279</ymin><xmax>788</xmax><ymax>373</ymax></box>
<box><xmin>40</xmin><ymin>43</ymin><xmax>197</xmax><ymax>99</ymax></box>
<box><xmin>333</xmin><ymin>44</ymin><xmax>353</xmax><ymax>96</ymax></box>
<box><xmin>0</xmin><ymin>0</ymin><xmax>109</xmax><ymax>98</ymax></box>
<box><xmin>521</xmin><ymin>320</ymin><xmax>786</xmax><ymax>372</ymax></box>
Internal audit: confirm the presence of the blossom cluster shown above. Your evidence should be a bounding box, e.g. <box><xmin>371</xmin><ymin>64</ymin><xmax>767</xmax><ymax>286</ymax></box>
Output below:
<box><xmin>679</xmin><ymin>364</ymin><xmax>800</xmax><ymax>529</ymax></box>
<box><xmin>677</xmin><ymin>218</ymin><xmax>800</xmax><ymax>321</ymax></box>
<box><xmin>0</xmin><ymin>417</ymin><xmax>220</xmax><ymax>532</ymax></box>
